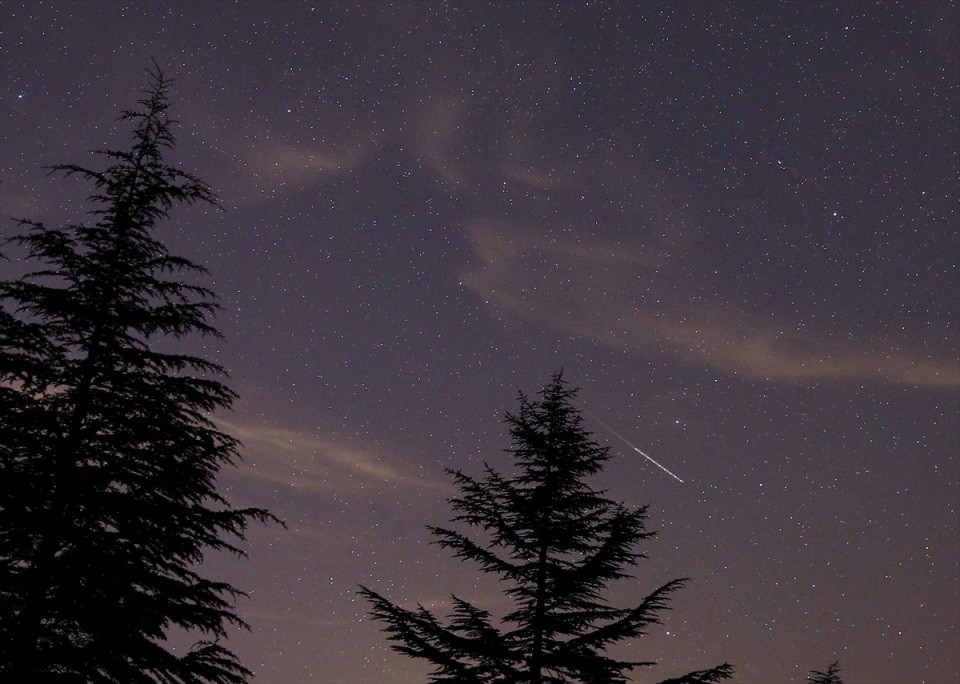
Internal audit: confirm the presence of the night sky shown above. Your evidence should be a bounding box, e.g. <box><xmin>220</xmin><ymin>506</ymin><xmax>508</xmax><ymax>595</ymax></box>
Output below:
<box><xmin>2</xmin><ymin>1</ymin><xmax>958</xmax><ymax>682</ymax></box>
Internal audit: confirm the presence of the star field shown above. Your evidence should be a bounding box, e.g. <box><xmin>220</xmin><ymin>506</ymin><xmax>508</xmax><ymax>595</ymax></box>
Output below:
<box><xmin>1</xmin><ymin>2</ymin><xmax>957</xmax><ymax>683</ymax></box>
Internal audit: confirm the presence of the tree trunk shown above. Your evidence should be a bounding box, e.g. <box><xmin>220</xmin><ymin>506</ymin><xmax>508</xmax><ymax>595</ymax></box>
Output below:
<box><xmin>529</xmin><ymin>538</ymin><xmax>548</xmax><ymax>684</ymax></box>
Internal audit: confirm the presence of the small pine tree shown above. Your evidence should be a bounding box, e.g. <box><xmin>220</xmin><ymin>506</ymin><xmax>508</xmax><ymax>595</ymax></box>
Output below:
<box><xmin>360</xmin><ymin>371</ymin><xmax>733</xmax><ymax>683</ymax></box>
<box><xmin>806</xmin><ymin>661</ymin><xmax>843</xmax><ymax>684</ymax></box>
<box><xmin>0</xmin><ymin>63</ymin><xmax>274</xmax><ymax>682</ymax></box>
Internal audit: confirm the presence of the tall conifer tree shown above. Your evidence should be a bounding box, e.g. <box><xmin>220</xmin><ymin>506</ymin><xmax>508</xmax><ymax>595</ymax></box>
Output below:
<box><xmin>361</xmin><ymin>372</ymin><xmax>733</xmax><ymax>683</ymax></box>
<box><xmin>0</xmin><ymin>64</ymin><xmax>273</xmax><ymax>683</ymax></box>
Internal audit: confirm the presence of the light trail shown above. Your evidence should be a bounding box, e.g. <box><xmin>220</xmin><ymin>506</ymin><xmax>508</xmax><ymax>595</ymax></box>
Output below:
<box><xmin>586</xmin><ymin>412</ymin><xmax>685</xmax><ymax>483</ymax></box>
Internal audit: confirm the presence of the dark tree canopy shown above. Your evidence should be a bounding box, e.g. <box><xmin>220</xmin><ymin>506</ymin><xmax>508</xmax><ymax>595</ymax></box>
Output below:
<box><xmin>360</xmin><ymin>371</ymin><xmax>733</xmax><ymax>684</ymax></box>
<box><xmin>0</xmin><ymin>64</ymin><xmax>274</xmax><ymax>683</ymax></box>
<box><xmin>806</xmin><ymin>661</ymin><xmax>843</xmax><ymax>684</ymax></box>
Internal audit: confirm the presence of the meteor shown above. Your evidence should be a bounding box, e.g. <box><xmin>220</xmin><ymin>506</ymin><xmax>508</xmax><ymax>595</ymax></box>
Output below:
<box><xmin>586</xmin><ymin>412</ymin><xmax>684</xmax><ymax>483</ymax></box>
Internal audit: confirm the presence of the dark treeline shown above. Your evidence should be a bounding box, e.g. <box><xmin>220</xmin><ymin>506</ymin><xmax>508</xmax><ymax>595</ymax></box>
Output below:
<box><xmin>1</xmin><ymin>67</ymin><xmax>843</xmax><ymax>684</ymax></box>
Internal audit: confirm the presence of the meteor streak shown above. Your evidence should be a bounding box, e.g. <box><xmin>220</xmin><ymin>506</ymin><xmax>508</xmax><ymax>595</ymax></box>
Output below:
<box><xmin>586</xmin><ymin>412</ymin><xmax>684</xmax><ymax>483</ymax></box>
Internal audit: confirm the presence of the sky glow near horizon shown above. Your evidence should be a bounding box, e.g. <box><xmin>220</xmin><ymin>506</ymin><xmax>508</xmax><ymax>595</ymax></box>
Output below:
<box><xmin>1</xmin><ymin>2</ymin><xmax>958</xmax><ymax>683</ymax></box>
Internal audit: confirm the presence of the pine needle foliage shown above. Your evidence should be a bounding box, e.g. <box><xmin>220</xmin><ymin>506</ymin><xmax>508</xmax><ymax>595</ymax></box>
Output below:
<box><xmin>0</xmin><ymin>63</ymin><xmax>274</xmax><ymax>683</ymax></box>
<box><xmin>360</xmin><ymin>371</ymin><xmax>733</xmax><ymax>683</ymax></box>
<box><xmin>806</xmin><ymin>661</ymin><xmax>843</xmax><ymax>684</ymax></box>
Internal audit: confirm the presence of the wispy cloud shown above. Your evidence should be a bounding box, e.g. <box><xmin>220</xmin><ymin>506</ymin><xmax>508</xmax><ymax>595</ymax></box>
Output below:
<box><xmin>242</xmin><ymin>607</ymin><xmax>348</xmax><ymax>629</ymax></box>
<box><xmin>0</xmin><ymin>186</ymin><xmax>41</xmax><ymax>223</ymax></box>
<box><xmin>461</xmin><ymin>219</ymin><xmax>959</xmax><ymax>388</ymax></box>
<box><xmin>238</xmin><ymin>133</ymin><xmax>376</xmax><ymax>192</ymax></box>
<box><xmin>217</xmin><ymin>418</ymin><xmax>449</xmax><ymax>495</ymax></box>
<box><xmin>413</xmin><ymin>93</ymin><xmax>468</xmax><ymax>186</ymax></box>
<box><xmin>501</xmin><ymin>163</ymin><xmax>565</xmax><ymax>191</ymax></box>
<box><xmin>174</xmin><ymin>97</ymin><xmax>377</xmax><ymax>200</ymax></box>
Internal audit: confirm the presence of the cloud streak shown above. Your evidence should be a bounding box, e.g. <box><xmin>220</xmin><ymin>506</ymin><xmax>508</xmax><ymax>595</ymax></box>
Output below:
<box><xmin>238</xmin><ymin>133</ymin><xmax>376</xmax><ymax>193</ymax></box>
<box><xmin>461</xmin><ymin>220</ymin><xmax>959</xmax><ymax>388</ymax></box>
<box><xmin>217</xmin><ymin>418</ymin><xmax>449</xmax><ymax>495</ymax></box>
<box><xmin>414</xmin><ymin>93</ymin><xmax>469</xmax><ymax>186</ymax></box>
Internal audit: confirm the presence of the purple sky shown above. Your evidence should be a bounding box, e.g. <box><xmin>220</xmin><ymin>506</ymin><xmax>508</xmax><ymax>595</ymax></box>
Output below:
<box><xmin>2</xmin><ymin>1</ymin><xmax>958</xmax><ymax>682</ymax></box>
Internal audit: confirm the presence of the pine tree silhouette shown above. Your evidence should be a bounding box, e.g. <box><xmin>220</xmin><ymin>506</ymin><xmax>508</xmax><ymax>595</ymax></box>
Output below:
<box><xmin>0</xmin><ymin>62</ymin><xmax>275</xmax><ymax>682</ymax></box>
<box><xmin>361</xmin><ymin>371</ymin><xmax>733</xmax><ymax>683</ymax></box>
<box><xmin>806</xmin><ymin>661</ymin><xmax>843</xmax><ymax>684</ymax></box>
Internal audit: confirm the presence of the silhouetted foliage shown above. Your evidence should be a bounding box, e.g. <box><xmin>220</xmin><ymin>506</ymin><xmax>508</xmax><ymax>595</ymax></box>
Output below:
<box><xmin>657</xmin><ymin>664</ymin><xmax>736</xmax><ymax>684</ymax></box>
<box><xmin>360</xmin><ymin>371</ymin><xmax>733</xmax><ymax>683</ymax></box>
<box><xmin>806</xmin><ymin>661</ymin><xmax>843</xmax><ymax>684</ymax></box>
<box><xmin>0</xmin><ymin>63</ymin><xmax>274</xmax><ymax>682</ymax></box>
